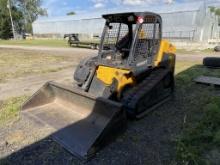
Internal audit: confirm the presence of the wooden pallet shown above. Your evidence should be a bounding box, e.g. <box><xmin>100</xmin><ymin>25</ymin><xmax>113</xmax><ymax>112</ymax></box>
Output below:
<box><xmin>194</xmin><ymin>76</ymin><xmax>220</xmax><ymax>86</ymax></box>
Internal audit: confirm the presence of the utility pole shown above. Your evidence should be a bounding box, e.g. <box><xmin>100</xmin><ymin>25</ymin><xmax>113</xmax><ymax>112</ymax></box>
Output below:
<box><xmin>7</xmin><ymin>0</ymin><xmax>16</xmax><ymax>39</ymax></box>
<box><xmin>204</xmin><ymin>0</ymin><xmax>207</xmax><ymax>16</ymax></box>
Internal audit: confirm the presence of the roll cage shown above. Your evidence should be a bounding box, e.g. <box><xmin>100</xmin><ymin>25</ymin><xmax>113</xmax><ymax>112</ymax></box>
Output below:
<box><xmin>98</xmin><ymin>12</ymin><xmax>162</xmax><ymax>69</ymax></box>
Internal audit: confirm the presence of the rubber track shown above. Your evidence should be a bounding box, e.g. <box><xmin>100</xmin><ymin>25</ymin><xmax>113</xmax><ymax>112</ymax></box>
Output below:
<box><xmin>122</xmin><ymin>68</ymin><xmax>170</xmax><ymax>109</ymax></box>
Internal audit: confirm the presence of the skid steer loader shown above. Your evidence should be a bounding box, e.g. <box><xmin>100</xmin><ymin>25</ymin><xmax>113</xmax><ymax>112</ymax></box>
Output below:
<box><xmin>22</xmin><ymin>12</ymin><xmax>176</xmax><ymax>159</ymax></box>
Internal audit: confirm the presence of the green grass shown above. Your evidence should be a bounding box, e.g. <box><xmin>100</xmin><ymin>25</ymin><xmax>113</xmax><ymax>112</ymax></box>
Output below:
<box><xmin>0</xmin><ymin>48</ymin><xmax>75</xmax><ymax>82</ymax></box>
<box><xmin>0</xmin><ymin>39</ymin><xmax>100</xmax><ymax>48</ymax></box>
<box><xmin>176</xmin><ymin>63</ymin><xmax>220</xmax><ymax>87</ymax></box>
<box><xmin>176</xmin><ymin>97</ymin><xmax>220</xmax><ymax>165</ymax></box>
<box><xmin>201</xmin><ymin>48</ymin><xmax>215</xmax><ymax>53</ymax></box>
<box><xmin>0</xmin><ymin>39</ymin><xmax>68</xmax><ymax>47</ymax></box>
<box><xmin>176</xmin><ymin>48</ymin><xmax>215</xmax><ymax>55</ymax></box>
<box><xmin>174</xmin><ymin>63</ymin><xmax>220</xmax><ymax>164</ymax></box>
<box><xmin>0</xmin><ymin>96</ymin><xmax>28</xmax><ymax>126</ymax></box>
<box><xmin>175</xmin><ymin>61</ymin><xmax>201</xmax><ymax>75</ymax></box>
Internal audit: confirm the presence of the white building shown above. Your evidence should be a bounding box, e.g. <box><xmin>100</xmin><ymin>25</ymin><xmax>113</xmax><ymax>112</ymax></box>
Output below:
<box><xmin>33</xmin><ymin>1</ymin><xmax>220</xmax><ymax>42</ymax></box>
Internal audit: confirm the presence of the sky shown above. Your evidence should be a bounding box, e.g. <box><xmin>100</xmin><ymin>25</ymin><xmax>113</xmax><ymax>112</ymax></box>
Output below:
<box><xmin>42</xmin><ymin>0</ymin><xmax>220</xmax><ymax>17</ymax></box>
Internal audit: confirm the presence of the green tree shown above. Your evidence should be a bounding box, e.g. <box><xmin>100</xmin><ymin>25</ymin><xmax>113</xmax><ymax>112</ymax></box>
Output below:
<box><xmin>215</xmin><ymin>8</ymin><xmax>220</xmax><ymax>16</ymax></box>
<box><xmin>0</xmin><ymin>0</ymin><xmax>46</xmax><ymax>39</ymax></box>
<box><xmin>209</xmin><ymin>6</ymin><xmax>216</xmax><ymax>13</ymax></box>
<box><xmin>0</xmin><ymin>0</ymin><xmax>23</xmax><ymax>39</ymax></box>
<box><xmin>67</xmin><ymin>11</ymin><xmax>76</xmax><ymax>16</ymax></box>
<box><xmin>209</xmin><ymin>6</ymin><xmax>220</xmax><ymax>16</ymax></box>
<box><xmin>17</xmin><ymin>0</ymin><xmax>47</xmax><ymax>33</ymax></box>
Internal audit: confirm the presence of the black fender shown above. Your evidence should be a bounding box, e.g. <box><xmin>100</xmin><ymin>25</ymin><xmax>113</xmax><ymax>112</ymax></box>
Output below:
<box><xmin>74</xmin><ymin>56</ymin><xmax>98</xmax><ymax>86</ymax></box>
<box><xmin>159</xmin><ymin>53</ymin><xmax>176</xmax><ymax>74</ymax></box>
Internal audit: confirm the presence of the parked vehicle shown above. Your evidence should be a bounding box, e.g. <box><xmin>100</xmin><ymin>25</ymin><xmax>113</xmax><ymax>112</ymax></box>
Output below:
<box><xmin>22</xmin><ymin>12</ymin><xmax>176</xmax><ymax>160</ymax></box>
<box><xmin>64</xmin><ymin>33</ymin><xmax>100</xmax><ymax>49</ymax></box>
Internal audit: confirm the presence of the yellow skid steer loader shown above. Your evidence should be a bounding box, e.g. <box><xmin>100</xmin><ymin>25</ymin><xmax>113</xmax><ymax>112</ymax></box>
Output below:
<box><xmin>22</xmin><ymin>12</ymin><xmax>176</xmax><ymax>159</ymax></box>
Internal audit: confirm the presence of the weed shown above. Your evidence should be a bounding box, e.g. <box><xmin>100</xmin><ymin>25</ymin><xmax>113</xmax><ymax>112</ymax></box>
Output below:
<box><xmin>0</xmin><ymin>96</ymin><xmax>28</xmax><ymax>126</ymax></box>
<box><xmin>176</xmin><ymin>97</ymin><xmax>220</xmax><ymax>164</ymax></box>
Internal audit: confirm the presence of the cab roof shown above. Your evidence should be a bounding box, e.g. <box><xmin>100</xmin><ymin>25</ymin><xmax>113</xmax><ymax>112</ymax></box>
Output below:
<box><xmin>102</xmin><ymin>12</ymin><xmax>162</xmax><ymax>24</ymax></box>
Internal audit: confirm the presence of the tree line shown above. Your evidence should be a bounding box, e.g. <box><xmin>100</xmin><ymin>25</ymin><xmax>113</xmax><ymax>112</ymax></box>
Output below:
<box><xmin>210</xmin><ymin>6</ymin><xmax>220</xmax><ymax>16</ymax></box>
<box><xmin>0</xmin><ymin>0</ymin><xmax>47</xmax><ymax>39</ymax></box>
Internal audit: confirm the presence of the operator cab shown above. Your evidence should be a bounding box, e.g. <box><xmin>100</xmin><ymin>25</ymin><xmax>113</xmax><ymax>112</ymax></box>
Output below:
<box><xmin>98</xmin><ymin>12</ymin><xmax>162</xmax><ymax>68</ymax></box>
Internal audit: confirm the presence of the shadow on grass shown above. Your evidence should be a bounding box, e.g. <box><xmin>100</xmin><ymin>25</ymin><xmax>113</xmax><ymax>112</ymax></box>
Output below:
<box><xmin>1</xmin><ymin>64</ymin><xmax>220</xmax><ymax>165</ymax></box>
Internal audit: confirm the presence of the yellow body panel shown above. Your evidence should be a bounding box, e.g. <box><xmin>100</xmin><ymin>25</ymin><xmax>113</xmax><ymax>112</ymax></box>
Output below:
<box><xmin>154</xmin><ymin>40</ymin><xmax>176</xmax><ymax>66</ymax></box>
<box><xmin>96</xmin><ymin>66</ymin><xmax>135</xmax><ymax>94</ymax></box>
<box><xmin>96</xmin><ymin>39</ymin><xmax>176</xmax><ymax>97</ymax></box>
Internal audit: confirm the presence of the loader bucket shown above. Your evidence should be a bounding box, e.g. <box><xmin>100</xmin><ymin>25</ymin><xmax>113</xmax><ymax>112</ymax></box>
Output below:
<box><xmin>21</xmin><ymin>81</ymin><xmax>126</xmax><ymax>159</ymax></box>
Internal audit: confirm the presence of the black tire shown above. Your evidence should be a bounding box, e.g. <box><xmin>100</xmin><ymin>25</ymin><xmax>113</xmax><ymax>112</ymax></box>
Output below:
<box><xmin>203</xmin><ymin>57</ymin><xmax>220</xmax><ymax>68</ymax></box>
<box><xmin>214</xmin><ymin>46</ymin><xmax>220</xmax><ymax>52</ymax></box>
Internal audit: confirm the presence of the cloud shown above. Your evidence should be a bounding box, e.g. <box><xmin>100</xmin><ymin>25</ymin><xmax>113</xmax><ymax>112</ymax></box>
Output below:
<box><xmin>94</xmin><ymin>3</ymin><xmax>105</xmax><ymax>8</ymax></box>
<box><xmin>90</xmin><ymin>0</ymin><xmax>220</xmax><ymax>7</ymax></box>
<box><xmin>90</xmin><ymin>0</ymin><xmax>175</xmax><ymax>8</ymax></box>
<box><xmin>120</xmin><ymin>0</ymin><xmax>176</xmax><ymax>5</ymax></box>
<box><xmin>121</xmin><ymin>0</ymin><xmax>158</xmax><ymax>5</ymax></box>
<box><xmin>44</xmin><ymin>0</ymin><xmax>220</xmax><ymax>16</ymax></box>
<box><xmin>91</xmin><ymin>0</ymin><xmax>106</xmax><ymax>8</ymax></box>
<box><xmin>165</xmin><ymin>0</ymin><xmax>174</xmax><ymax>4</ymax></box>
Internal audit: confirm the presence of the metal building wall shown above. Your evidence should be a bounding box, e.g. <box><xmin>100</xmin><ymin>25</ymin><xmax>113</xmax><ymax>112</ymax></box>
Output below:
<box><xmin>33</xmin><ymin>12</ymin><xmax>200</xmax><ymax>40</ymax></box>
<box><xmin>161</xmin><ymin>11</ymin><xmax>199</xmax><ymax>41</ymax></box>
<box><xmin>32</xmin><ymin>2</ymin><xmax>219</xmax><ymax>42</ymax></box>
<box><xmin>33</xmin><ymin>18</ymin><xmax>105</xmax><ymax>38</ymax></box>
<box><xmin>202</xmin><ymin>11</ymin><xmax>220</xmax><ymax>41</ymax></box>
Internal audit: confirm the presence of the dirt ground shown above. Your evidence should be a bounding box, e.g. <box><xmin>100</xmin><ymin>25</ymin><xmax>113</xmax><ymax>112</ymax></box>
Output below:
<box><xmin>0</xmin><ymin>47</ymin><xmax>96</xmax><ymax>100</ymax></box>
<box><xmin>0</xmin><ymin>46</ymin><xmax>220</xmax><ymax>165</ymax></box>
